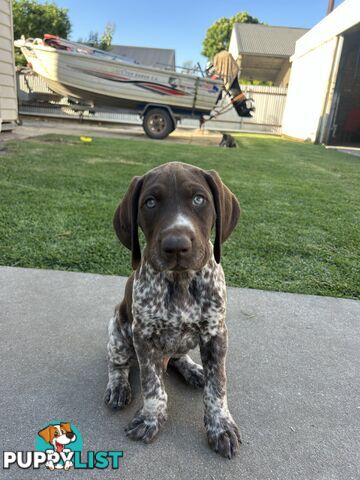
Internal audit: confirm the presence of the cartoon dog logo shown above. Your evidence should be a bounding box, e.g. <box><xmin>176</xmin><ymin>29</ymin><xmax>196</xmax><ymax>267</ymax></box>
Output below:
<box><xmin>38</xmin><ymin>423</ymin><xmax>76</xmax><ymax>470</ymax></box>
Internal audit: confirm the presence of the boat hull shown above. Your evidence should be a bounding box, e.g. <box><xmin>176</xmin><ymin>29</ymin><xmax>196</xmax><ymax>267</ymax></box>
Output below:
<box><xmin>20</xmin><ymin>44</ymin><xmax>222</xmax><ymax>116</ymax></box>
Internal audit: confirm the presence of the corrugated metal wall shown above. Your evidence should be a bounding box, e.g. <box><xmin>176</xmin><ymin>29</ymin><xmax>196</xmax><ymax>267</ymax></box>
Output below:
<box><xmin>0</xmin><ymin>0</ymin><xmax>18</xmax><ymax>130</ymax></box>
<box><xmin>17</xmin><ymin>72</ymin><xmax>287</xmax><ymax>134</ymax></box>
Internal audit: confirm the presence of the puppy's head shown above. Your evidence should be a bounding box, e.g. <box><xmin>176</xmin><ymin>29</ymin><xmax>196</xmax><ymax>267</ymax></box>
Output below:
<box><xmin>38</xmin><ymin>423</ymin><xmax>76</xmax><ymax>452</ymax></box>
<box><xmin>113</xmin><ymin>162</ymin><xmax>240</xmax><ymax>271</ymax></box>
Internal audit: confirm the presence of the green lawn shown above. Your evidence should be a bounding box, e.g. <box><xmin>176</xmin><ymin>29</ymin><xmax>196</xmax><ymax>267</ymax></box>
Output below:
<box><xmin>0</xmin><ymin>133</ymin><xmax>359</xmax><ymax>299</ymax></box>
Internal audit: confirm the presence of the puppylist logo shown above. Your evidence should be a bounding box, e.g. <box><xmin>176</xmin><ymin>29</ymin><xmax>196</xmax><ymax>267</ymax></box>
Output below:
<box><xmin>3</xmin><ymin>421</ymin><xmax>123</xmax><ymax>471</ymax></box>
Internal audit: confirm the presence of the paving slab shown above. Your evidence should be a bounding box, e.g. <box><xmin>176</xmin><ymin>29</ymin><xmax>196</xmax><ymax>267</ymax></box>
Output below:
<box><xmin>0</xmin><ymin>266</ymin><xmax>359</xmax><ymax>479</ymax></box>
<box><xmin>325</xmin><ymin>145</ymin><xmax>360</xmax><ymax>157</ymax></box>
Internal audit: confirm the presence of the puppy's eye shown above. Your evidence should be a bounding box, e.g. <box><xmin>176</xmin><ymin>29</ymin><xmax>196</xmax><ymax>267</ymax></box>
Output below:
<box><xmin>145</xmin><ymin>197</ymin><xmax>156</xmax><ymax>209</ymax></box>
<box><xmin>192</xmin><ymin>194</ymin><xmax>205</xmax><ymax>206</ymax></box>
<box><xmin>54</xmin><ymin>431</ymin><xmax>59</xmax><ymax>437</ymax></box>
<box><xmin>60</xmin><ymin>429</ymin><xmax>65</xmax><ymax>434</ymax></box>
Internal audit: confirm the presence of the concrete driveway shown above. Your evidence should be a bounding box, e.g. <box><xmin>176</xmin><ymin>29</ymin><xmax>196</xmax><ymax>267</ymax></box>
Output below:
<box><xmin>0</xmin><ymin>117</ymin><xmax>224</xmax><ymax>147</ymax></box>
<box><xmin>0</xmin><ymin>266</ymin><xmax>359</xmax><ymax>479</ymax></box>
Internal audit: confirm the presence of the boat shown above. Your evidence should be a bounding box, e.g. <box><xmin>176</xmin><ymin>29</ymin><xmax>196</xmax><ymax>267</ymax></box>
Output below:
<box><xmin>15</xmin><ymin>35</ymin><xmax>253</xmax><ymax>139</ymax></box>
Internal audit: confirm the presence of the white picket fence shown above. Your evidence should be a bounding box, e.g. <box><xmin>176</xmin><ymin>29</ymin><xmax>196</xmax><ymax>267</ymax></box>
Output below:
<box><xmin>17</xmin><ymin>72</ymin><xmax>287</xmax><ymax>134</ymax></box>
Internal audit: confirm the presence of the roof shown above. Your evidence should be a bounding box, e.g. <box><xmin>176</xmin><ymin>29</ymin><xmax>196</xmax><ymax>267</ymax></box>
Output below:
<box><xmin>291</xmin><ymin>0</ymin><xmax>359</xmax><ymax>60</ymax></box>
<box><xmin>110</xmin><ymin>44</ymin><xmax>176</xmax><ymax>70</ymax></box>
<box><xmin>232</xmin><ymin>24</ymin><xmax>309</xmax><ymax>57</ymax></box>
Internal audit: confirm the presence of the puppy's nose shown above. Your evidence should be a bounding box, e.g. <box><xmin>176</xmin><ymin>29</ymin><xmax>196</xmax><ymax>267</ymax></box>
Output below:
<box><xmin>161</xmin><ymin>234</ymin><xmax>192</xmax><ymax>256</ymax></box>
<box><xmin>66</xmin><ymin>432</ymin><xmax>74</xmax><ymax>439</ymax></box>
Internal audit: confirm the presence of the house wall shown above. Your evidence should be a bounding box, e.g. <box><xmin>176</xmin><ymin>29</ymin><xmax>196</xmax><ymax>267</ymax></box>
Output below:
<box><xmin>282</xmin><ymin>37</ymin><xmax>340</xmax><ymax>141</ymax></box>
<box><xmin>0</xmin><ymin>0</ymin><xmax>17</xmax><ymax>130</ymax></box>
<box><xmin>282</xmin><ymin>0</ymin><xmax>360</xmax><ymax>142</ymax></box>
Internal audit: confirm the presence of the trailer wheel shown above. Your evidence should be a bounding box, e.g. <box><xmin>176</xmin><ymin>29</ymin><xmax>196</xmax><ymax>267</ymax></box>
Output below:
<box><xmin>143</xmin><ymin>108</ymin><xmax>174</xmax><ymax>139</ymax></box>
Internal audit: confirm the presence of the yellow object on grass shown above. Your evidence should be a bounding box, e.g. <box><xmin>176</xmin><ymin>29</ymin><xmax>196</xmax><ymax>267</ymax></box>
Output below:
<box><xmin>80</xmin><ymin>136</ymin><xmax>93</xmax><ymax>143</ymax></box>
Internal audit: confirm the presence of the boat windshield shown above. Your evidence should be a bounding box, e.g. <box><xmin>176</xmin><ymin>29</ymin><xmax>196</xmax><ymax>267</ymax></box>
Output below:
<box><xmin>42</xmin><ymin>34</ymin><xmax>138</xmax><ymax>65</ymax></box>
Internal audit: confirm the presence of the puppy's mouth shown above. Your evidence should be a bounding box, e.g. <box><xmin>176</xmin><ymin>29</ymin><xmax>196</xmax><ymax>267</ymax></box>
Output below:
<box><xmin>168</xmin><ymin>250</ymin><xmax>208</xmax><ymax>272</ymax></box>
<box><xmin>169</xmin><ymin>261</ymin><xmax>191</xmax><ymax>272</ymax></box>
<box><xmin>55</xmin><ymin>441</ymin><xmax>64</xmax><ymax>453</ymax></box>
<box><xmin>149</xmin><ymin>246</ymin><xmax>209</xmax><ymax>273</ymax></box>
<box><xmin>155</xmin><ymin>255</ymin><xmax>208</xmax><ymax>273</ymax></box>
<box><xmin>163</xmin><ymin>256</ymin><xmax>198</xmax><ymax>272</ymax></box>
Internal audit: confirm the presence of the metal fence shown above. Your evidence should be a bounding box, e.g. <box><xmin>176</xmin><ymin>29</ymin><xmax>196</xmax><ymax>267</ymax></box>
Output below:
<box><xmin>17</xmin><ymin>72</ymin><xmax>287</xmax><ymax>134</ymax></box>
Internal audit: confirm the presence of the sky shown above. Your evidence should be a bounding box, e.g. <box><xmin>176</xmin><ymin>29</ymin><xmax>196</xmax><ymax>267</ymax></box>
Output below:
<box><xmin>39</xmin><ymin>0</ymin><xmax>344</xmax><ymax>66</ymax></box>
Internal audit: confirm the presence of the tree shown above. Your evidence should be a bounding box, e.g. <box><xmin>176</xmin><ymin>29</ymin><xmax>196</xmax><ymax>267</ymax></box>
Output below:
<box><xmin>13</xmin><ymin>0</ymin><xmax>71</xmax><ymax>65</ymax></box>
<box><xmin>99</xmin><ymin>22</ymin><xmax>116</xmax><ymax>51</ymax></box>
<box><xmin>202</xmin><ymin>12</ymin><xmax>261</xmax><ymax>60</ymax></box>
<box><xmin>13</xmin><ymin>0</ymin><xmax>71</xmax><ymax>40</ymax></box>
<box><xmin>79</xmin><ymin>22</ymin><xmax>116</xmax><ymax>51</ymax></box>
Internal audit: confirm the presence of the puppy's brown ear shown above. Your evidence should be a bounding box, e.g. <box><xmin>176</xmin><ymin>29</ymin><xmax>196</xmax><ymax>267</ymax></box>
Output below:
<box><xmin>38</xmin><ymin>425</ymin><xmax>54</xmax><ymax>444</ymax></box>
<box><xmin>204</xmin><ymin>170</ymin><xmax>240</xmax><ymax>263</ymax></box>
<box><xmin>60</xmin><ymin>422</ymin><xmax>71</xmax><ymax>433</ymax></box>
<box><xmin>113</xmin><ymin>176</ymin><xmax>144</xmax><ymax>270</ymax></box>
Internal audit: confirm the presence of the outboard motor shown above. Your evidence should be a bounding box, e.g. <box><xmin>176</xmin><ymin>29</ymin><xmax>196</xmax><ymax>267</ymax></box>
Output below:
<box><xmin>210</xmin><ymin>50</ymin><xmax>254</xmax><ymax>118</ymax></box>
<box><xmin>228</xmin><ymin>76</ymin><xmax>253</xmax><ymax>117</ymax></box>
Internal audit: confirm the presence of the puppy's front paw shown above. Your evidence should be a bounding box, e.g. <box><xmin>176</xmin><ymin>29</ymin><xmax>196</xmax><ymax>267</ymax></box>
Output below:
<box><xmin>206</xmin><ymin>414</ymin><xmax>241</xmax><ymax>459</ymax></box>
<box><xmin>104</xmin><ymin>380</ymin><xmax>132</xmax><ymax>410</ymax></box>
<box><xmin>125</xmin><ymin>411</ymin><xmax>166</xmax><ymax>444</ymax></box>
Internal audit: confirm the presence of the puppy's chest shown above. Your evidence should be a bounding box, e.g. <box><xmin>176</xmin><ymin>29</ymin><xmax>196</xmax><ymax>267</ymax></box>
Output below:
<box><xmin>132</xmin><ymin>264</ymin><xmax>225</xmax><ymax>353</ymax></box>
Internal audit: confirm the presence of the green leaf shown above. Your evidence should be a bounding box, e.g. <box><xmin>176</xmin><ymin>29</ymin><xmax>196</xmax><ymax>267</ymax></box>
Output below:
<box><xmin>202</xmin><ymin>11</ymin><xmax>261</xmax><ymax>60</ymax></box>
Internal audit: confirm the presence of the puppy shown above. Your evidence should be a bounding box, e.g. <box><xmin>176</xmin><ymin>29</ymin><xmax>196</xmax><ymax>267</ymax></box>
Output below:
<box><xmin>105</xmin><ymin>162</ymin><xmax>241</xmax><ymax>458</ymax></box>
<box><xmin>219</xmin><ymin>133</ymin><xmax>237</xmax><ymax>148</ymax></box>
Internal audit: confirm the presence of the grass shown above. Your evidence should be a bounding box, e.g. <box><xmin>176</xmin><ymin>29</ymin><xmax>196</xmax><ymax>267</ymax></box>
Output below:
<box><xmin>0</xmin><ymin>133</ymin><xmax>359</xmax><ymax>299</ymax></box>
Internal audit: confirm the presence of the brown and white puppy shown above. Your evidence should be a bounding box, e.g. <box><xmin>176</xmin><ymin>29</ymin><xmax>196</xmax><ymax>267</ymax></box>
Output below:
<box><xmin>105</xmin><ymin>162</ymin><xmax>241</xmax><ymax>458</ymax></box>
<box><xmin>38</xmin><ymin>423</ymin><xmax>76</xmax><ymax>470</ymax></box>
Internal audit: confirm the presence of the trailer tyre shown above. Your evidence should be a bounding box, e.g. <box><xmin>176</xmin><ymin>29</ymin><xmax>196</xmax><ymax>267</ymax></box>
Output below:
<box><xmin>143</xmin><ymin>108</ymin><xmax>174</xmax><ymax>139</ymax></box>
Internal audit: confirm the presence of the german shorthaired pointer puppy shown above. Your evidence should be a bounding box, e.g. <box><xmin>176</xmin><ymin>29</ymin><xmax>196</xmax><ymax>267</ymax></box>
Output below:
<box><xmin>219</xmin><ymin>133</ymin><xmax>238</xmax><ymax>148</ymax></box>
<box><xmin>104</xmin><ymin>162</ymin><xmax>241</xmax><ymax>458</ymax></box>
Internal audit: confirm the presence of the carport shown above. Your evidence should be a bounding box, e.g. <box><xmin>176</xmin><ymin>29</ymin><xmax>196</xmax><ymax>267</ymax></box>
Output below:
<box><xmin>229</xmin><ymin>24</ymin><xmax>308</xmax><ymax>87</ymax></box>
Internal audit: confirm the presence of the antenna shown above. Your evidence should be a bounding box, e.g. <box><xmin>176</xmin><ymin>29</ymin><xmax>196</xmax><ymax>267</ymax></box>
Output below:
<box><xmin>327</xmin><ymin>0</ymin><xmax>335</xmax><ymax>15</ymax></box>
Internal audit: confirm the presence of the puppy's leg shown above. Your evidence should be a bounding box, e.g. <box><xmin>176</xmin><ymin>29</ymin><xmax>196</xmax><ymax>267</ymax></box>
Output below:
<box><xmin>126</xmin><ymin>334</ymin><xmax>167</xmax><ymax>443</ymax></box>
<box><xmin>200</xmin><ymin>327</ymin><xmax>241</xmax><ymax>459</ymax></box>
<box><xmin>169</xmin><ymin>354</ymin><xmax>204</xmax><ymax>388</ymax></box>
<box><xmin>104</xmin><ymin>309</ymin><xmax>135</xmax><ymax>410</ymax></box>
<box><xmin>219</xmin><ymin>135</ymin><xmax>227</xmax><ymax>147</ymax></box>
